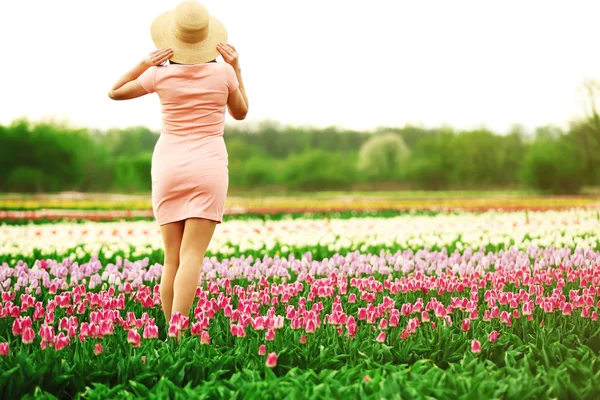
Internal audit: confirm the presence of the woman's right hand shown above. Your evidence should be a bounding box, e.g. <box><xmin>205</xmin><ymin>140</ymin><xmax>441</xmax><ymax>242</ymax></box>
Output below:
<box><xmin>217</xmin><ymin>43</ymin><xmax>240</xmax><ymax>71</ymax></box>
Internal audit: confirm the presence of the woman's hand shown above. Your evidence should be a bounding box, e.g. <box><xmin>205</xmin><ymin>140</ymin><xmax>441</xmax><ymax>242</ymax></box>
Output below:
<box><xmin>142</xmin><ymin>48</ymin><xmax>173</xmax><ymax>67</ymax></box>
<box><xmin>217</xmin><ymin>43</ymin><xmax>240</xmax><ymax>71</ymax></box>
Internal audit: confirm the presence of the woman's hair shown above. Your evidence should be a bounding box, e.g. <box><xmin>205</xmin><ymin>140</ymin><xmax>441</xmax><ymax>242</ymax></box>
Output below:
<box><xmin>169</xmin><ymin>59</ymin><xmax>217</xmax><ymax>65</ymax></box>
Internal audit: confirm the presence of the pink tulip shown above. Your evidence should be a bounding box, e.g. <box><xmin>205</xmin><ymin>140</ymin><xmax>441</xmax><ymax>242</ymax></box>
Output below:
<box><xmin>55</xmin><ymin>333</ymin><xmax>70</xmax><ymax>351</ymax></box>
<box><xmin>379</xmin><ymin>318</ymin><xmax>388</xmax><ymax>330</ymax></box>
<box><xmin>143</xmin><ymin>324</ymin><xmax>159</xmax><ymax>339</ymax></box>
<box><xmin>200</xmin><ymin>331</ymin><xmax>210</xmax><ymax>345</ymax></box>
<box><xmin>400</xmin><ymin>329</ymin><xmax>410</xmax><ymax>339</ymax></box>
<box><xmin>562</xmin><ymin>303</ymin><xmax>573</xmax><ymax>316</ymax></box>
<box><xmin>471</xmin><ymin>340</ymin><xmax>481</xmax><ymax>353</ymax></box>
<box><xmin>300</xmin><ymin>335</ymin><xmax>307</xmax><ymax>344</ymax></box>
<box><xmin>168</xmin><ymin>324</ymin><xmax>179</xmax><ymax>338</ymax></box>
<box><xmin>376</xmin><ymin>331</ymin><xmax>386</xmax><ymax>343</ymax></box>
<box><xmin>0</xmin><ymin>343</ymin><xmax>8</xmax><ymax>356</ymax></box>
<box><xmin>128</xmin><ymin>329</ymin><xmax>141</xmax><ymax>347</ymax></box>
<box><xmin>22</xmin><ymin>327</ymin><xmax>35</xmax><ymax>344</ymax></box>
<box><xmin>266</xmin><ymin>329</ymin><xmax>275</xmax><ymax>341</ymax></box>
<box><xmin>488</xmin><ymin>331</ymin><xmax>500</xmax><ymax>343</ymax></box>
<box><xmin>363</xmin><ymin>375</ymin><xmax>371</xmax><ymax>383</ymax></box>
<box><xmin>348</xmin><ymin>293</ymin><xmax>357</xmax><ymax>303</ymax></box>
<box><xmin>94</xmin><ymin>343</ymin><xmax>103</xmax><ymax>355</ymax></box>
<box><xmin>258</xmin><ymin>344</ymin><xmax>266</xmax><ymax>355</ymax></box>
<box><xmin>592</xmin><ymin>311</ymin><xmax>598</xmax><ymax>321</ymax></box>
<box><xmin>12</xmin><ymin>318</ymin><xmax>23</xmax><ymax>336</ymax></box>
<box><xmin>461</xmin><ymin>318</ymin><xmax>471</xmax><ymax>332</ymax></box>
<box><xmin>266</xmin><ymin>352</ymin><xmax>278</xmax><ymax>368</ymax></box>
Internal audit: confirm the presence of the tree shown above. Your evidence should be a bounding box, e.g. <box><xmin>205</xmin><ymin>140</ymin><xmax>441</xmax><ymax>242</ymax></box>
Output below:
<box><xmin>521</xmin><ymin>138</ymin><xmax>586</xmax><ymax>194</ymax></box>
<box><xmin>357</xmin><ymin>133</ymin><xmax>410</xmax><ymax>182</ymax></box>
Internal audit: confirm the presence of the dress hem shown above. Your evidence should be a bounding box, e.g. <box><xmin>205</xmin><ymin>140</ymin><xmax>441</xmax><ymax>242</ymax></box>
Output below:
<box><xmin>155</xmin><ymin>212</ymin><xmax>223</xmax><ymax>226</ymax></box>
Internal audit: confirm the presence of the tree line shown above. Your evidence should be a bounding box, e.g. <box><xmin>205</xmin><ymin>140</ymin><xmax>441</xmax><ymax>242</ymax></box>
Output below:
<box><xmin>1</xmin><ymin>102</ymin><xmax>599</xmax><ymax>194</ymax></box>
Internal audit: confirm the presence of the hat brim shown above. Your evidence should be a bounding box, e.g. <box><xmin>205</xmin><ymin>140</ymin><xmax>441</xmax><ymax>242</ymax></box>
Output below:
<box><xmin>150</xmin><ymin>10</ymin><xmax>227</xmax><ymax>65</ymax></box>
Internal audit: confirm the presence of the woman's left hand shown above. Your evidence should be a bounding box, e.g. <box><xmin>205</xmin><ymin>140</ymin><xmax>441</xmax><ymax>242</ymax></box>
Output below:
<box><xmin>143</xmin><ymin>48</ymin><xmax>173</xmax><ymax>67</ymax></box>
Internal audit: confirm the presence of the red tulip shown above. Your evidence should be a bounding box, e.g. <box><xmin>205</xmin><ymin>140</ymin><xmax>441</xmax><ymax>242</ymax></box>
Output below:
<box><xmin>471</xmin><ymin>340</ymin><xmax>481</xmax><ymax>353</ymax></box>
<box><xmin>300</xmin><ymin>335</ymin><xmax>307</xmax><ymax>344</ymax></box>
<box><xmin>94</xmin><ymin>343</ymin><xmax>103</xmax><ymax>355</ymax></box>
<box><xmin>0</xmin><ymin>343</ymin><xmax>8</xmax><ymax>356</ymax></box>
<box><xmin>266</xmin><ymin>352</ymin><xmax>277</xmax><ymax>368</ymax></box>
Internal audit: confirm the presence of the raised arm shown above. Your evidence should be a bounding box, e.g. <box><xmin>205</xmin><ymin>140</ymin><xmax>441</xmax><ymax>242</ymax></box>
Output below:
<box><xmin>108</xmin><ymin>48</ymin><xmax>173</xmax><ymax>101</ymax></box>
<box><xmin>217</xmin><ymin>43</ymin><xmax>249</xmax><ymax>120</ymax></box>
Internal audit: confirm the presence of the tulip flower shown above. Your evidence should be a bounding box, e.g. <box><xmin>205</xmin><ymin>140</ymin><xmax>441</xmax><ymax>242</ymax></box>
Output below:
<box><xmin>22</xmin><ymin>327</ymin><xmax>35</xmax><ymax>344</ymax></box>
<box><xmin>128</xmin><ymin>329</ymin><xmax>141</xmax><ymax>347</ymax></box>
<box><xmin>94</xmin><ymin>343</ymin><xmax>103</xmax><ymax>355</ymax></box>
<box><xmin>488</xmin><ymin>331</ymin><xmax>500</xmax><ymax>343</ymax></box>
<box><xmin>258</xmin><ymin>344</ymin><xmax>266</xmax><ymax>355</ymax></box>
<box><xmin>471</xmin><ymin>340</ymin><xmax>481</xmax><ymax>353</ymax></box>
<box><xmin>0</xmin><ymin>343</ymin><xmax>8</xmax><ymax>356</ymax></box>
<box><xmin>266</xmin><ymin>352</ymin><xmax>277</xmax><ymax>368</ymax></box>
<box><xmin>200</xmin><ymin>331</ymin><xmax>210</xmax><ymax>345</ymax></box>
<box><xmin>461</xmin><ymin>318</ymin><xmax>471</xmax><ymax>332</ymax></box>
<box><xmin>376</xmin><ymin>331</ymin><xmax>386</xmax><ymax>343</ymax></box>
<box><xmin>265</xmin><ymin>329</ymin><xmax>275</xmax><ymax>341</ymax></box>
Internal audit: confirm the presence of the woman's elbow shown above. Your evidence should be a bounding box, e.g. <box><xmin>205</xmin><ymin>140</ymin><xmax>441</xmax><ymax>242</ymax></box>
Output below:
<box><xmin>233</xmin><ymin>107</ymin><xmax>249</xmax><ymax>120</ymax></box>
<box><xmin>108</xmin><ymin>90</ymin><xmax>122</xmax><ymax>101</ymax></box>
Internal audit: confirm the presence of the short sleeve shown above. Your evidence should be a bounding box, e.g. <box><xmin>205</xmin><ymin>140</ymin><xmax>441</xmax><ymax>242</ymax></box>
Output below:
<box><xmin>137</xmin><ymin>67</ymin><xmax>156</xmax><ymax>94</ymax></box>
<box><xmin>225</xmin><ymin>64</ymin><xmax>239</xmax><ymax>94</ymax></box>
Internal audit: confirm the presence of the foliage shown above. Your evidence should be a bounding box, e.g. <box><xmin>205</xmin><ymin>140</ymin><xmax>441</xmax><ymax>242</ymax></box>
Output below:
<box><xmin>358</xmin><ymin>133</ymin><xmax>410</xmax><ymax>181</ymax></box>
<box><xmin>521</xmin><ymin>138</ymin><xmax>587</xmax><ymax>194</ymax></box>
<box><xmin>1</xmin><ymin>112</ymin><xmax>599</xmax><ymax>193</ymax></box>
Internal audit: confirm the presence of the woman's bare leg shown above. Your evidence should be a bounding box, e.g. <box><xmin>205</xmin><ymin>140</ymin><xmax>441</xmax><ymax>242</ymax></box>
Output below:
<box><xmin>172</xmin><ymin>218</ymin><xmax>217</xmax><ymax>319</ymax></box>
<box><xmin>159</xmin><ymin>220</ymin><xmax>185</xmax><ymax>325</ymax></box>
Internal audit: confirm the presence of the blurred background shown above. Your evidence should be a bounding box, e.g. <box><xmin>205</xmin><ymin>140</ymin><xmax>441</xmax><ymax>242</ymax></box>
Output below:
<box><xmin>1</xmin><ymin>0</ymin><xmax>600</xmax><ymax>211</ymax></box>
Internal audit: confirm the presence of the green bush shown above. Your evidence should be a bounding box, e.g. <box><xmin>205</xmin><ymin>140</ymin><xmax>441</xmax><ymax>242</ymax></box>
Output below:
<box><xmin>407</xmin><ymin>133</ymin><xmax>455</xmax><ymax>189</ymax></box>
<box><xmin>5</xmin><ymin>167</ymin><xmax>47</xmax><ymax>192</ymax></box>
<box><xmin>282</xmin><ymin>150</ymin><xmax>356</xmax><ymax>191</ymax></box>
<box><xmin>521</xmin><ymin>139</ymin><xmax>586</xmax><ymax>194</ymax></box>
<box><xmin>114</xmin><ymin>154</ymin><xmax>152</xmax><ymax>192</ymax></box>
<box><xmin>358</xmin><ymin>133</ymin><xmax>410</xmax><ymax>181</ymax></box>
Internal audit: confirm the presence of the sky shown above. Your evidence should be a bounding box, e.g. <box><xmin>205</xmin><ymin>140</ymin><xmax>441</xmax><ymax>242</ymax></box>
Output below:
<box><xmin>0</xmin><ymin>0</ymin><xmax>599</xmax><ymax>134</ymax></box>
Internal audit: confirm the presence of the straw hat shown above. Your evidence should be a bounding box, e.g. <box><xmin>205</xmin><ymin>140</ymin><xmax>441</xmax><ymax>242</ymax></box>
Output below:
<box><xmin>150</xmin><ymin>1</ymin><xmax>227</xmax><ymax>64</ymax></box>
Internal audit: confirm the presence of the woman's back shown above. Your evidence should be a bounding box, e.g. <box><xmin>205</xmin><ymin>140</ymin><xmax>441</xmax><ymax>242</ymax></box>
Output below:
<box><xmin>138</xmin><ymin>62</ymin><xmax>239</xmax><ymax>136</ymax></box>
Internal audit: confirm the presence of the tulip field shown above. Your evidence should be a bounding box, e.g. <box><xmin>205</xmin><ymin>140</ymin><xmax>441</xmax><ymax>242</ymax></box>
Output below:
<box><xmin>2</xmin><ymin>206</ymin><xmax>600</xmax><ymax>398</ymax></box>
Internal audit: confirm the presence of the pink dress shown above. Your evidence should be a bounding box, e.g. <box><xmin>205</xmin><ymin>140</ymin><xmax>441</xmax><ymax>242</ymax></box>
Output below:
<box><xmin>137</xmin><ymin>62</ymin><xmax>239</xmax><ymax>225</ymax></box>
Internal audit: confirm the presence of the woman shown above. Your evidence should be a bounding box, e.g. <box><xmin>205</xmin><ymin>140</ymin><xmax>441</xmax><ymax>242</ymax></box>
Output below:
<box><xmin>108</xmin><ymin>1</ymin><xmax>249</xmax><ymax>328</ymax></box>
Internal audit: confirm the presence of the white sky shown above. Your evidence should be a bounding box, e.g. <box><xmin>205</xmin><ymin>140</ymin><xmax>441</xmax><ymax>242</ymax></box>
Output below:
<box><xmin>0</xmin><ymin>0</ymin><xmax>599</xmax><ymax>134</ymax></box>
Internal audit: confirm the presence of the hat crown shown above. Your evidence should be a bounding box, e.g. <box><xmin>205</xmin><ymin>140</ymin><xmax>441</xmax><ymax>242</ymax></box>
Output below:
<box><xmin>173</xmin><ymin>1</ymin><xmax>210</xmax><ymax>43</ymax></box>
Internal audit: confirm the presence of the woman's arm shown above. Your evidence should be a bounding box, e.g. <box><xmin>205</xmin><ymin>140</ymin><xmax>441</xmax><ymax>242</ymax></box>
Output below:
<box><xmin>217</xmin><ymin>43</ymin><xmax>248</xmax><ymax>120</ymax></box>
<box><xmin>108</xmin><ymin>48</ymin><xmax>173</xmax><ymax>101</ymax></box>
